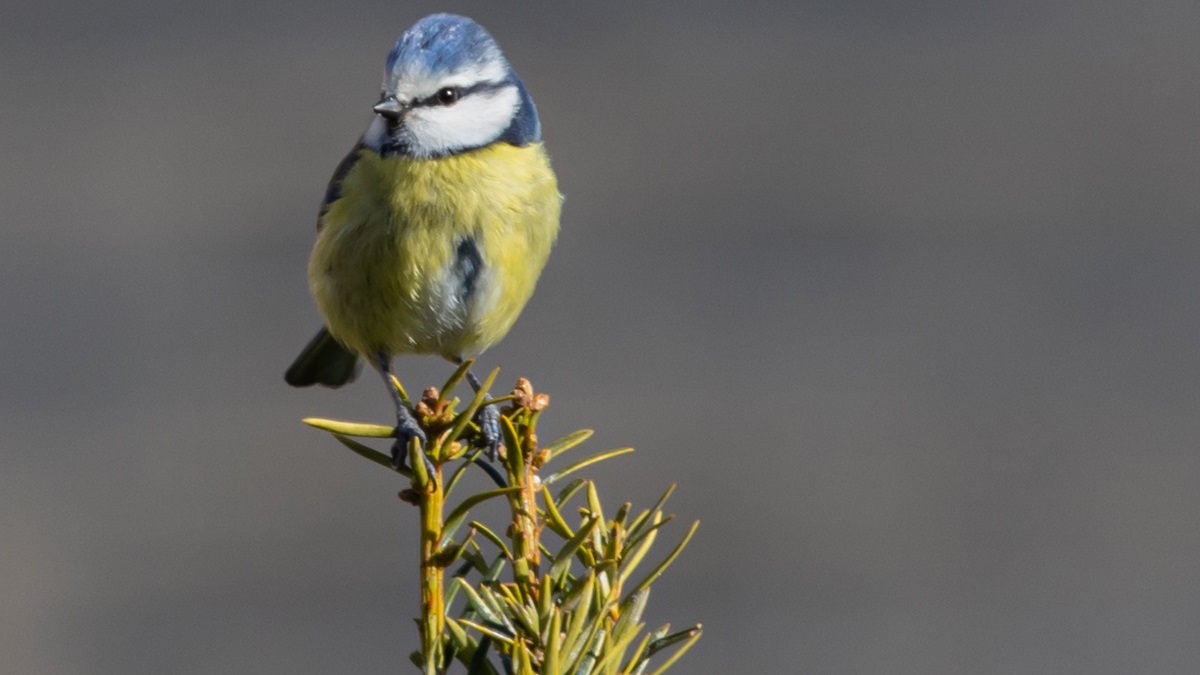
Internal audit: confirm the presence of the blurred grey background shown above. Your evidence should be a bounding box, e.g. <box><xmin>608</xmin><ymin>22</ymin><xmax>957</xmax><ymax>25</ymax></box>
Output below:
<box><xmin>4</xmin><ymin>1</ymin><xmax>1200</xmax><ymax>673</ymax></box>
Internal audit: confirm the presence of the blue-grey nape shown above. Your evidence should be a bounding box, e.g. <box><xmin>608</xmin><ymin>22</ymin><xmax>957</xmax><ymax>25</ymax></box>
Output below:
<box><xmin>387</xmin><ymin>14</ymin><xmax>503</xmax><ymax>79</ymax></box>
<box><xmin>499</xmin><ymin>78</ymin><xmax>541</xmax><ymax>146</ymax></box>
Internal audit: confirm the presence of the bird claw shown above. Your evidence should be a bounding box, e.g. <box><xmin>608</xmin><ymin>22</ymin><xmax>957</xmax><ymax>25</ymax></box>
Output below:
<box><xmin>390</xmin><ymin>416</ymin><xmax>435</xmax><ymax>486</ymax></box>
<box><xmin>389</xmin><ymin>420</ymin><xmax>425</xmax><ymax>469</ymax></box>
<box><xmin>476</xmin><ymin>403</ymin><xmax>502</xmax><ymax>461</ymax></box>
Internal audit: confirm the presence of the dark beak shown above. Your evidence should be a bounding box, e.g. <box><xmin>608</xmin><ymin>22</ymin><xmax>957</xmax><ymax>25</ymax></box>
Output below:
<box><xmin>373</xmin><ymin>96</ymin><xmax>406</xmax><ymax>121</ymax></box>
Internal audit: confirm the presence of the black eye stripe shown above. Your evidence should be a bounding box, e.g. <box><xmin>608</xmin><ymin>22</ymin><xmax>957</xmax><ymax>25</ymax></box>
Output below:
<box><xmin>413</xmin><ymin>81</ymin><xmax>505</xmax><ymax>107</ymax></box>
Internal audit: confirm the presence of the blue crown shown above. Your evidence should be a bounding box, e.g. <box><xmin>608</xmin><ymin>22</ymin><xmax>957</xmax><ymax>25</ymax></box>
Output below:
<box><xmin>386</xmin><ymin>14</ymin><xmax>504</xmax><ymax>77</ymax></box>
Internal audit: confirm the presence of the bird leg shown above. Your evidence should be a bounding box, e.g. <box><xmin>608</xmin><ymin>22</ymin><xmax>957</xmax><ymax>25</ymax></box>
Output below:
<box><xmin>376</xmin><ymin>353</ymin><xmax>435</xmax><ymax>481</ymax></box>
<box><xmin>454</xmin><ymin>359</ymin><xmax>502</xmax><ymax>461</ymax></box>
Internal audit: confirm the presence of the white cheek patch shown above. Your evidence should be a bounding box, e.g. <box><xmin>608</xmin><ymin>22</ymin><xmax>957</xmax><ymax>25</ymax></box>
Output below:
<box><xmin>404</xmin><ymin>85</ymin><xmax>520</xmax><ymax>157</ymax></box>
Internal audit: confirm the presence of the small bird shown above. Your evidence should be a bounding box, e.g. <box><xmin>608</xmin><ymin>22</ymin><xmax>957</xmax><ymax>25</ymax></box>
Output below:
<box><xmin>285</xmin><ymin>14</ymin><xmax>561</xmax><ymax>466</ymax></box>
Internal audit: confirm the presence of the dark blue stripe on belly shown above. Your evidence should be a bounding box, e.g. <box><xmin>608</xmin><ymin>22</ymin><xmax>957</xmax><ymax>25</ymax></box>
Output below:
<box><xmin>453</xmin><ymin>237</ymin><xmax>484</xmax><ymax>303</ymax></box>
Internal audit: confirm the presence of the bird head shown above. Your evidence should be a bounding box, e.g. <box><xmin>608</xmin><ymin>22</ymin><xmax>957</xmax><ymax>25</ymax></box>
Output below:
<box><xmin>363</xmin><ymin>14</ymin><xmax>541</xmax><ymax>158</ymax></box>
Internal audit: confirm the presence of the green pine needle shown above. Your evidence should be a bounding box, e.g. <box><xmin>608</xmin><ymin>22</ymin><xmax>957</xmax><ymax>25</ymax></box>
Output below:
<box><xmin>298</xmin><ymin>371</ymin><xmax>700</xmax><ymax>674</ymax></box>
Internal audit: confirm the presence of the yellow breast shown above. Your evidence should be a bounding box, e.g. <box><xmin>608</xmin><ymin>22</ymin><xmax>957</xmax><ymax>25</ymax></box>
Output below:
<box><xmin>309</xmin><ymin>142</ymin><xmax>560</xmax><ymax>359</ymax></box>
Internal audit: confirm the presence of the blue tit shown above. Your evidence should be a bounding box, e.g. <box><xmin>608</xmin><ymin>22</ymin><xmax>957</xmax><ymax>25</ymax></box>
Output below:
<box><xmin>285</xmin><ymin>14</ymin><xmax>561</xmax><ymax>465</ymax></box>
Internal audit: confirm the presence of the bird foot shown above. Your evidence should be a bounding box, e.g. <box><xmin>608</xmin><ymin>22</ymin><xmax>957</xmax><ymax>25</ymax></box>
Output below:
<box><xmin>476</xmin><ymin>403</ymin><xmax>502</xmax><ymax>461</ymax></box>
<box><xmin>390</xmin><ymin>415</ymin><xmax>436</xmax><ymax>487</ymax></box>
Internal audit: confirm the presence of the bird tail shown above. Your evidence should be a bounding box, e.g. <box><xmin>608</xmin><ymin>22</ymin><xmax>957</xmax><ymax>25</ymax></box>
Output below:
<box><xmin>285</xmin><ymin>328</ymin><xmax>362</xmax><ymax>387</ymax></box>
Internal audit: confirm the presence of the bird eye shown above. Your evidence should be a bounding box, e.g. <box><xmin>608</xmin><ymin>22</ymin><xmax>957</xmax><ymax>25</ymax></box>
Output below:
<box><xmin>435</xmin><ymin>87</ymin><xmax>460</xmax><ymax>106</ymax></box>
